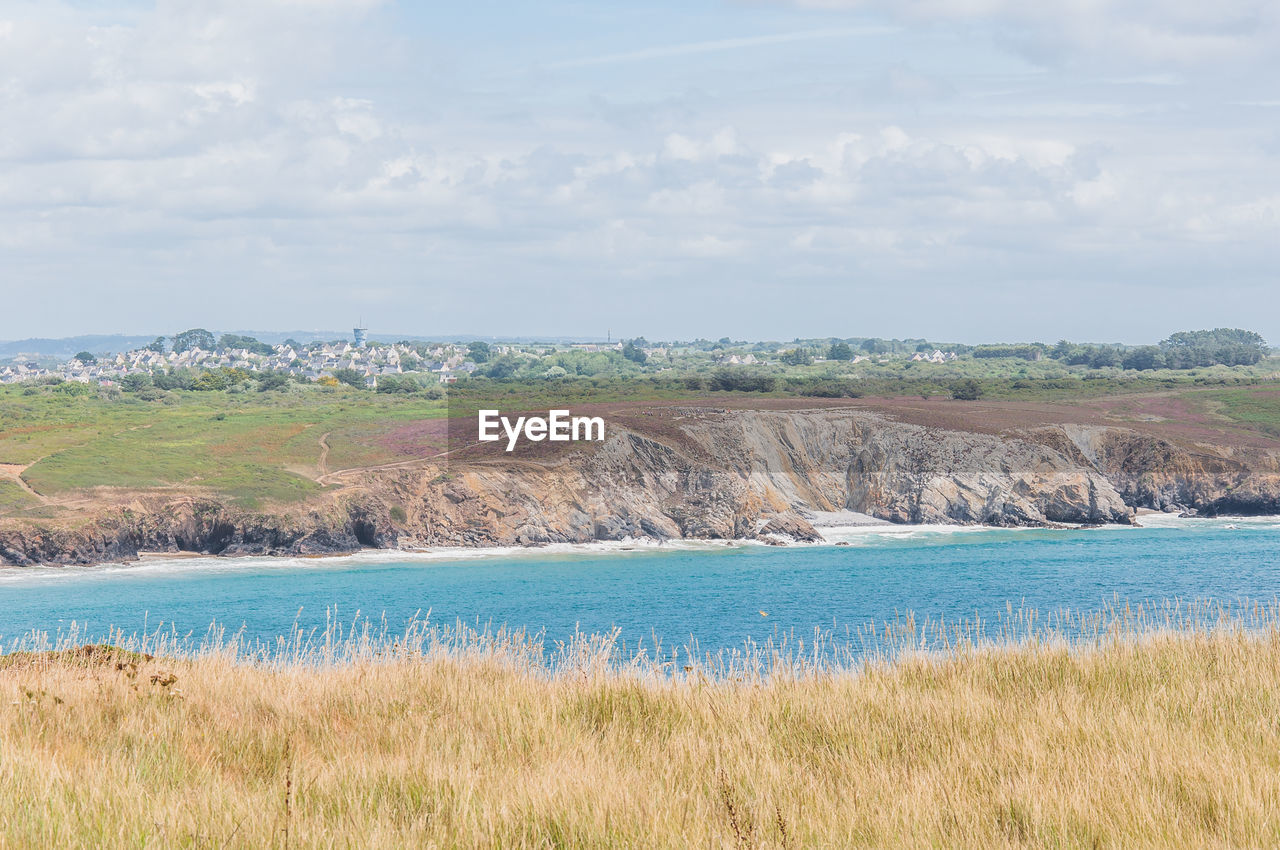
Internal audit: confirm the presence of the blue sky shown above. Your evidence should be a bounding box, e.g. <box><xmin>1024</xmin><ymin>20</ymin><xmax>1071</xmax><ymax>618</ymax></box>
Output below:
<box><xmin>2</xmin><ymin>0</ymin><xmax>1278</xmax><ymax>342</ymax></box>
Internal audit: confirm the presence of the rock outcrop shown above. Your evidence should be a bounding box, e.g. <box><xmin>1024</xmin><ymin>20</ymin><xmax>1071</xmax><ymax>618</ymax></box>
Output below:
<box><xmin>1054</xmin><ymin>425</ymin><xmax>1280</xmax><ymax>516</ymax></box>
<box><xmin>2</xmin><ymin>405</ymin><xmax>1278</xmax><ymax>566</ymax></box>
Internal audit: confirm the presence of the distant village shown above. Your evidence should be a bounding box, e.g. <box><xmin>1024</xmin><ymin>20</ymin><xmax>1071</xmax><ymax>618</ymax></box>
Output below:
<box><xmin>0</xmin><ymin>329</ymin><xmax>486</xmax><ymax>388</ymax></box>
<box><xmin>0</xmin><ymin>323</ymin><xmax>973</xmax><ymax>388</ymax></box>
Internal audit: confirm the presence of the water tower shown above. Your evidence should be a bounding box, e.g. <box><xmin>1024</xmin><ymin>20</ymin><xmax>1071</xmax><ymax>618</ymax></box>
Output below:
<box><xmin>353</xmin><ymin>324</ymin><xmax>368</xmax><ymax>348</ymax></box>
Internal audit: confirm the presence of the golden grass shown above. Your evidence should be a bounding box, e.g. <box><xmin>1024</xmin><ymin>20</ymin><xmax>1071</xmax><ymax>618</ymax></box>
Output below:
<box><xmin>2</xmin><ymin>611</ymin><xmax>1280</xmax><ymax>848</ymax></box>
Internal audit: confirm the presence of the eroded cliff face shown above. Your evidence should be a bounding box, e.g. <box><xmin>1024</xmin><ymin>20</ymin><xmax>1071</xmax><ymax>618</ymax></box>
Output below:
<box><xmin>1055</xmin><ymin>425</ymin><xmax>1280</xmax><ymax>516</ymax></box>
<box><xmin>2</xmin><ymin>405</ymin><xmax>1278</xmax><ymax>566</ymax></box>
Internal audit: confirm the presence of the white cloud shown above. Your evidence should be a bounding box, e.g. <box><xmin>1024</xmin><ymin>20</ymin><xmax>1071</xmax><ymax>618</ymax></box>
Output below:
<box><xmin>544</xmin><ymin>26</ymin><xmax>895</xmax><ymax>69</ymax></box>
<box><xmin>0</xmin><ymin>0</ymin><xmax>1277</xmax><ymax>341</ymax></box>
<box><xmin>785</xmin><ymin>0</ymin><xmax>1279</xmax><ymax>65</ymax></box>
<box><xmin>663</xmin><ymin>128</ymin><xmax>739</xmax><ymax>162</ymax></box>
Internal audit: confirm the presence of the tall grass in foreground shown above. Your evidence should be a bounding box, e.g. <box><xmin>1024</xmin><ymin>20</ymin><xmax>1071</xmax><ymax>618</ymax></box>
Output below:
<box><xmin>2</xmin><ymin>602</ymin><xmax>1280</xmax><ymax>847</ymax></box>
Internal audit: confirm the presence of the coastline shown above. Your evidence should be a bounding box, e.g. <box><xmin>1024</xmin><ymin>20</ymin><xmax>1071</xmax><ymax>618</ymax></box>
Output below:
<box><xmin>6</xmin><ymin>400</ymin><xmax>1280</xmax><ymax>570</ymax></box>
<box><xmin>3</xmin><ymin>513</ymin><xmax>1271</xmax><ymax>583</ymax></box>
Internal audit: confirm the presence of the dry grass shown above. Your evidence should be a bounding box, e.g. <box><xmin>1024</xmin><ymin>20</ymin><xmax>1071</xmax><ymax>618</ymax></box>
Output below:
<box><xmin>2</xmin><ymin>608</ymin><xmax>1280</xmax><ymax>848</ymax></box>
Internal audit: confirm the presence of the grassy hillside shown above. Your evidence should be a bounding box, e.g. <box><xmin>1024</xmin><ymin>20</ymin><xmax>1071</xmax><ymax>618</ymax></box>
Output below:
<box><xmin>1</xmin><ymin>617</ymin><xmax>1278</xmax><ymax>848</ymax></box>
<box><xmin>0</xmin><ymin>387</ymin><xmax>447</xmax><ymax>510</ymax></box>
<box><xmin>2</xmin><ymin>378</ymin><xmax>1279</xmax><ymax>518</ymax></box>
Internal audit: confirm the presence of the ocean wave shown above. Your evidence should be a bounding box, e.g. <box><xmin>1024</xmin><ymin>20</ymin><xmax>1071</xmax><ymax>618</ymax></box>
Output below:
<box><xmin>1131</xmin><ymin>513</ymin><xmax>1280</xmax><ymax>531</ymax></box>
<box><xmin>1</xmin><ymin>514</ymin><xmax>1272</xmax><ymax>587</ymax></box>
<box><xmin>0</xmin><ymin>536</ymin><xmax>756</xmax><ymax>586</ymax></box>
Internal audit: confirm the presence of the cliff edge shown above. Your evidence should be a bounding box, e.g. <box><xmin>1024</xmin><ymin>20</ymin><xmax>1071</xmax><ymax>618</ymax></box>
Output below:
<box><xmin>2</xmin><ymin>404</ymin><xmax>1278</xmax><ymax>566</ymax></box>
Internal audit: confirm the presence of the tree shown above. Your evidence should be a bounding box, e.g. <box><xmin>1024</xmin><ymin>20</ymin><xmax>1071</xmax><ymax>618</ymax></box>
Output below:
<box><xmin>1088</xmin><ymin>347</ymin><xmax>1121</xmax><ymax>369</ymax></box>
<box><xmin>256</xmin><ymin>372</ymin><xmax>291</xmax><ymax>392</ymax></box>
<box><xmin>147</xmin><ymin>337</ymin><xmax>167</xmax><ymax>354</ymax></box>
<box><xmin>74</xmin><ymin>351</ymin><xmax>96</xmax><ymax>364</ymax></box>
<box><xmin>804</xmin><ymin>378</ymin><xmax>862</xmax><ymax>398</ymax></box>
<box><xmin>479</xmin><ymin>356</ymin><xmax>519</xmax><ymax>379</ymax></box>
<box><xmin>118</xmin><ymin>373</ymin><xmax>153</xmax><ymax>392</ymax></box>
<box><xmin>375</xmin><ymin>375</ymin><xmax>420</xmax><ymax>394</ymax></box>
<box><xmin>622</xmin><ymin>341</ymin><xmax>648</xmax><ymax>364</ymax></box>
<box><xmin>827</xmin><ymin>341</ymin><xmax>854</xmax><ymax>361</ymax></box>
<box><xmin>467</xmin><ymin>341</ymin><xmax>491</xmax><ymax>363</ymax></box>
<box><xmin>1160</xmin><ymin>328</ymin><xmax>1268</xmax><ymax>368</ymax></box>
<box><xmin>951</xmin><ymin>379</ymin><xmax>982</xmax><ymax>401</ymax></box>
<box><xmin>780</xmin><ymin>348</ymin><xmax>813</xmax><ymax>366</ymax></box>
<box><xmin>152</xmin><ymin>370</ymin><xmax>192</xmax><ymax>390</ymax></box>
<box><xmin>53</xmin><ymin>381</ymin><xmax>94</xmax><ymax>396</ymax></box>
<box><xmin>1122</xmin><ymin>346</ymin><xmax>1165</xmax><ymax>371</ymax></box>
<box><xmin>191</xmin><ymin>371</ymin><xmax>228</xmax><ymax>391</ymax></box>
<box><xmin>330</xmin><ymin>368</ymin><xmax>366</xmax><ymax>388</ymax></box>
<box><xmin>973</xmin><ymin>344</ymin><xmax>1043</xmax><ymax>360</ymax></box>
<box><xmin>172</xmin><ymin>328</ymin><xmax>216</xmax><ymax>353</ymax></box>
<box><xmin>218</xmin><ymin>334</ymin><xmax>274</xmax><ymax>355</ymax></box>
<box><xmin>709</xmin><ymin>368</ymin><xmax>778</xmax><ymax>393</ymax></box>
<box><xmin>282</xmin><ymin>338</ymin><xmax>302</xmax><ymax>350</ymax></box>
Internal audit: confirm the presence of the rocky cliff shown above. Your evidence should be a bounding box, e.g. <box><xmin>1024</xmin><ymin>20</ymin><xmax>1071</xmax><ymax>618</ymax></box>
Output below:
<box><xmin>2</xmin><ymin>405</ymin><xmax>1278</xmax><ymax>566</ymax></box>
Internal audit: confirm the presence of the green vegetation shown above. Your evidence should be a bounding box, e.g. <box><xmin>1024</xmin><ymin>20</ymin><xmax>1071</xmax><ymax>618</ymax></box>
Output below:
<box><xmin>0</xmin><ymin>384</ymin><xmax>446</xmax><ymax>510</ymax></box>
<box><xmin>0</xmin><ymin>479</ymin><xmax>40</xmax><ymax>514</ymax></box>
<box><xmin>779</xmin><ymin>347</ymin><xmax>812</xmax><ymax>366</ymax></box>
<box><xmin>454</xmin><ymin>359</ymin><xmax>1276</xmax><ymax>406</ymax></box>
<box><xmin>171</xmin><ymin>328</ymin><xmax>215</xmax><ymax>353</ymax></box>
<box><xmin>216</xmin><ymin>333</ymin><xmax>274</xmax><ymax>355</ymax></box>
<box><xmin>1199</xmin><ymin>387</ymin><xmax>1280</xmax><ymax>437</ymax></box>
<box><xmin>2</xmin><ymin>325</ymin><xmax>1277</xmax><ymax>515</ymax></box>
<box><xmin>621</xmin><ymin>339</ymin><xmax>647</xmax><ymax>364</ymax></box>
<box><xmin>1049</xmin><ymin>328</ymin><xmax>1268</xmax><ymax>370</ymax></box>
<box><xmin>375</xmin><ymin>328</ymin><xmax>1277</xmax><ymax>400</ymax></box>
<box><xmin>329</xmin><ymin>368</ymin><xmax>366</xmax><ymax>389</ymax></box>
<box><xmin>827</xmin><ymin>341</ymin><xmax>854</xmax><ymax>361</ymax></box>
<box><xmin>375</xmin><ymin>374</ymin><xmax>444</xmax><ymax>396</ymax></box>
<box><xmin>973</xmin><ymin>343</ymin><xmax>1043</xmax><ymax>360</ymax></box>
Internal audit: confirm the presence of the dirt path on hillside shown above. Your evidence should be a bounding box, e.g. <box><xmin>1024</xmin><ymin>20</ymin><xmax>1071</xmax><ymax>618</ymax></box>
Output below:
<box><xmin>317</xmin><ymin>432</ymin><xmax>331</xmax><ymax>478</ymax></box>
<box><xmin>312</xmin><ymin>430</ymin><xmax>445</xmax><ymax>487</ymax></box>
<box><xmin>0</xmin><ymin>463</ymin><xmax>51</xmax><ymax>506</ymax></box>
<box><xmin>317</xmin><ymin>454</ymin><xmax>439</xmax><ymax>487</ymax></box>
<box><xmin>313</xmin><ymin>439</ymin><xmax>498</xmax><ymax>488</ymax></box>
<box><xmin>0</xmin><ymin>424</ymin><xmax>158</xmax><ymax>512</ymax></box>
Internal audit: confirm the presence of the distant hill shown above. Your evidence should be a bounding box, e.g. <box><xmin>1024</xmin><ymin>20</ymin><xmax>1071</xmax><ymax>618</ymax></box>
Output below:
<box><xmin>0</xmin><ymin>335</ymin><xmax>157</xmax><ymax>361</ymax></box>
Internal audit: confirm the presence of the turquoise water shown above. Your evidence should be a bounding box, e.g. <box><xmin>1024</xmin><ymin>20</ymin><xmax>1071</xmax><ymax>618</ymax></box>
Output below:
<box><xmin>1</xmin><ymin>517</ymin><xmax>1278</xmax><ymax>653</ymax></box>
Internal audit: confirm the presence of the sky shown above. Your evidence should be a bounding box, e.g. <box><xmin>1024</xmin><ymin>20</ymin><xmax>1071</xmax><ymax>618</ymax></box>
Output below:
<box><xmin>1</xmin><ymin>0</ymin><xmax>1277</xmax><ymax>344</ymax></box>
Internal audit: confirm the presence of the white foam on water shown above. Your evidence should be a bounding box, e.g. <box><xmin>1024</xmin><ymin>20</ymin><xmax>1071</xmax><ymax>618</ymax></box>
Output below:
<box><xmin>817</xmin><ymin>523</ymin><xmax>1036</xmax><ymax>546</ymax></box>
<box><xmin>0</xmin><ymin>536</ymin><xmax>756</xmax><ymax>587</ymax></box>
<box><xmin>1132</xmin><ymin>512</ymin><xmax>1280</xmax><ymax>532</ymax></box>
<box><xmin>0</xmin><ymin>514</ymin><xmax>1271</xmax><ymax>587</ymax></box>
<box><xmin>814</xmin><ymin>513</ymin><xmax>1280</xmax><ymax>545</ymax></box>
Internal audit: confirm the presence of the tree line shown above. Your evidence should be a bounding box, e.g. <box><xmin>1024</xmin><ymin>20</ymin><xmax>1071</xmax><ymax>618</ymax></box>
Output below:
<box><xmin>1050</xmin><ymin>329</ymin><xmax>1267</xmax><ymax>370</ymax></box>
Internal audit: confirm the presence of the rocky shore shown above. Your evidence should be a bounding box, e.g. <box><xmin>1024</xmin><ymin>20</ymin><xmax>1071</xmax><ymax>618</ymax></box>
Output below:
<box><xmin>2</xmin><ymin>406</ymin><xmax>1278</xmax><ymax>567</ymax></box>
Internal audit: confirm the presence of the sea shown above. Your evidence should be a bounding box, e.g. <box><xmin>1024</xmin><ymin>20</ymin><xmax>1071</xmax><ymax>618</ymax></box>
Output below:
<box><xmin>1</xmin><ymin>514</ymin><xmax>1277</xmax><ymax>658</ymax></box>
